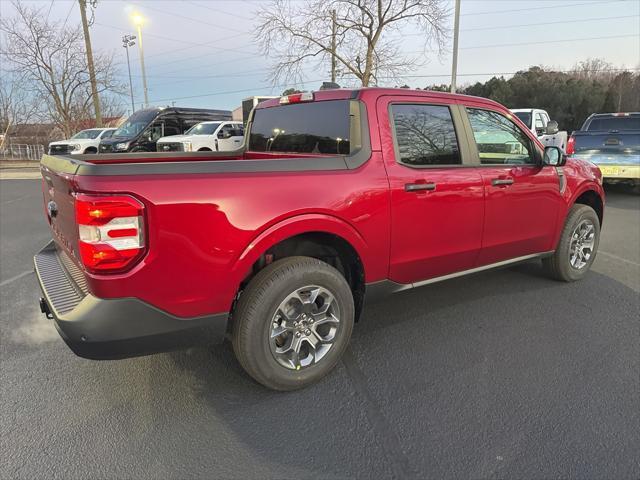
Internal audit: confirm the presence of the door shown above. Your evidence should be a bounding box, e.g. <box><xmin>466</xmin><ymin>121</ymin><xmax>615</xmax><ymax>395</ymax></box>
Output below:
<box><xmin>378</xmin><ymin>97</ymin><xmax>485</xmax><ymax>285</ymax></box>
<box><xmin>463</xmin><ymin>107</ymin><xmax>564</xmax><ymax>266</ymax></box>
<box><xmin>216</xmin><ymin>123</ymin><xmax>243</xmax><ymax>151</ymax></box>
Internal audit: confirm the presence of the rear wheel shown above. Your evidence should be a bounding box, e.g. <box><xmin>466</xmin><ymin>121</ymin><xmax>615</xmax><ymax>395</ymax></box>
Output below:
<box><xmin>543</xmin><ymin>204</ymin><xmax>600</xmax><ymax>282</ymax></box>
<box><xmin>232</xmin><ymin>256</ymin><xmax>354</xmax><ymax>391</ymax></box>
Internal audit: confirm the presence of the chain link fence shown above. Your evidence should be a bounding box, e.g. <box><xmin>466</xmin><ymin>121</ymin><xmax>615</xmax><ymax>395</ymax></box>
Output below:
<box><xmin>0</xmin><ymin>144</ymin><xmax>45</xmax><ymax>161</ymax></box>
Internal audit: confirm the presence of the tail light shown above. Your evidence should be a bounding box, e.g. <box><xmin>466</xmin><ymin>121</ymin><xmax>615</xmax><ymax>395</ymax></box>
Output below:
<box><xmin>566</xmin><ymin>135</ymin><xmax>575</xmax><ymax>155</ymax></box>
<box><xmin>75</xmin><ymin>194</ymin><xmax>146</xmax><ymax>273</ymax></box>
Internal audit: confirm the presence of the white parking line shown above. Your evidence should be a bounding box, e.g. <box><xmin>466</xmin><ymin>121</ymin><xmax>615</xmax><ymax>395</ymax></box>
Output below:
<box><xmin>598</xmin><ymin>250</ymin><xmax>640</xmax><ymax>268</ymax></box>
<box><xmin>0</xmin><ymin>171</ymin><xmax>42</xmax><ymax>180</ymax></box>
<box><xmin>0</xmin><ymin>270</ymin><xmax>33</xmax><ymax>288</ymax></box>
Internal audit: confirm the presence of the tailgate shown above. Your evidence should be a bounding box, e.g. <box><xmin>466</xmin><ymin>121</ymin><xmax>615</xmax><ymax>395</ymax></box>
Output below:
<box><xmin>572</xmin><ymin>131</ymin><xmax>640</xmax><ymax>164</ymax></box>
<box><xmin>41</xmin><ymin>161</ymin><xmax>82</xmax><ymax>263</ymax></box>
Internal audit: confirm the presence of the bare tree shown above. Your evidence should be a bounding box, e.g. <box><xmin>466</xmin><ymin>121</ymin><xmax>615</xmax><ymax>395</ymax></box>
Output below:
<box><xmin>256</xmin><ymin>0</ymin><xmax>449</xmax><ymax>87</ymax></box>
<box><xmin>0</xmin><ymin>1</ymin><xmax>124</xmax><ymax>137</ymax></box>
<box><xmin>0</xmin><ymin>72</ymin><xmax>41</xmax><ymax>134</ymax></box>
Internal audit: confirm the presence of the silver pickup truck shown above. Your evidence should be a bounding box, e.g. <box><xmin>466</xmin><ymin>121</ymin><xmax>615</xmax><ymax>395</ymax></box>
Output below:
<box><xmin>567</xmin><ymin>112</ymin><xmax>640</xmax><ymax>188</ymax></box>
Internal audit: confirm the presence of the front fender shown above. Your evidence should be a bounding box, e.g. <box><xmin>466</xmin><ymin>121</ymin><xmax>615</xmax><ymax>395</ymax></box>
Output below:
<box><xmin>230</xmin><ymin>213</ymin><xmax>370</xmax><ymax>284</ymax></box>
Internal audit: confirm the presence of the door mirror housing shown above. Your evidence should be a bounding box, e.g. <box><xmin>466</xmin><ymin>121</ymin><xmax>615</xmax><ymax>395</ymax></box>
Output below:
<box><xmin>545</xmin><ymin>121</ymin><xmax>559</xmax><ymax>135</ymax></box>
<box><xmin>543</xmin><ymin>146</ymin><xmax>565</xmax><ymax>166</ymax></box>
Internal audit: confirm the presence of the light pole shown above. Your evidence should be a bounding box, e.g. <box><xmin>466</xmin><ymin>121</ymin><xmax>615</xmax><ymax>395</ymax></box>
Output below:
<box><xmin>450</xmin><ymin>0</ymin><xmax>461</xmax><ymax>93</ymax></box>
<box><xmin>122</xmin><ymin>34</ymin><xmax>136</xmax><ymax>114</ymax></box>
<box><xmin>131</xmin><ymin>12</ymin><xmax>149</xmax><ymax>107</ymax></box>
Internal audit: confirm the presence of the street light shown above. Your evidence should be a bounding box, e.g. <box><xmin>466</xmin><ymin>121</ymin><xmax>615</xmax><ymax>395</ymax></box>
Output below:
<box><xmin>122</xmin><ymin>34</ymin><xmax>136</xmax><ymax>114</ymax></box>
<box><xmin>130</xmin><ymin>12</ymin><xmax>149</xmax><ymax>107</ymax></box>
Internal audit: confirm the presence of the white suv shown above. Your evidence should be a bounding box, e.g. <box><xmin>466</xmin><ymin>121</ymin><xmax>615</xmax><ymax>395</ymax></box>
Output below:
<box><xmin>48</xmin><ymin>128</ymin><xmax>116</xmax><ymax>155</ymax></box>
<box><xmin>156</xmin><ymin>121</ymin><xmax>244</xmax><ymax>152</ymax></box>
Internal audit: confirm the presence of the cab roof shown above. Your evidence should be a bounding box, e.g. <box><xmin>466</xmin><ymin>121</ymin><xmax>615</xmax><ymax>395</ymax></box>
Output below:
<box><xmin>255</xmin><ymin>87</ymin><xmax>506</xmax><ymax>110</ymax></box>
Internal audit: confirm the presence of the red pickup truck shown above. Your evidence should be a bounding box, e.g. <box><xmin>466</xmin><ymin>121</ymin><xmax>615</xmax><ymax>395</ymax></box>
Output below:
<box><xmin>35</xmin><ymin>88</ymin><xmax>604</xmax><ymax>390</ymax></box>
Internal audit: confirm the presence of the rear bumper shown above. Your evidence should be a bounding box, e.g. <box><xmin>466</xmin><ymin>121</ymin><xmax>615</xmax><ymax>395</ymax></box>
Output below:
<box><xmin>34</xmin><ymin>241</ymin><xmax>228</xmax><ymax>360</ymax></box>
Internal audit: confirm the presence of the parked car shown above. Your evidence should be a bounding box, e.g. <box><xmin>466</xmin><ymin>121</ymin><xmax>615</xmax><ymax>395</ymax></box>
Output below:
<box><xmin>156</xmin><ymin>121</ymin><xmax>244</xmax><ymax>152</ymax></box>
<box><xmin>567</xmin><ymin>112</ymin><xmax>640</xmax><ymax>187</ymax></box>
<box><xmin>98</xmin><ymin>107</ymin><xmax>232</xmax><ymax>153</ymax></box>
<box><xmin>35</xmin><ymin>88</ymin><xmax>604</xmax><ymax>391</ymax></box>
<box><xmin>48</xmin><ymin>128</ymin><xmax>116</xmax><ymax>155</ymax></box>
<box><xmin>511</xmin><ymin>108</ymin><xmax>568</xmax><ymax>151</ymax></box>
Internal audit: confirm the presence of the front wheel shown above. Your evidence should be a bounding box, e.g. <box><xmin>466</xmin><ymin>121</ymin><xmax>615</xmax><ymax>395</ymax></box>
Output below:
<box><xmin>232</xmin><ymin>256</ymin><xmax>354</xmax><ymax>391</ymax></box>
<box><xmin>543</xmin><ymin>204</ymin><xmax>600</xmax><ymax>282</ymax></box>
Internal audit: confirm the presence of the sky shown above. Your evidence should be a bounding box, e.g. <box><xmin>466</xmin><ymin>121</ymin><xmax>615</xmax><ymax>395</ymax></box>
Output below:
<box><xmin>1</xmin><ymin>0</ymin><xmax>639</xmax><ymax>113</ymax></box>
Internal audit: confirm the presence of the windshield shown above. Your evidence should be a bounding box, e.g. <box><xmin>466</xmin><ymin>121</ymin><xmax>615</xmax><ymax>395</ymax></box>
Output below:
<box><xmin>112</xmin><ymin>110</ymin><xmax>159</xmax><ymax>138</ymax></box>
<box><xmin>587</xmin><ymin>116</ymin><xmax>640</xmax><ymax>131</ymax></box>
<box><xmin>71</xmin><ymin>129</ymin><xmax>102</xmax><ymax>140</ymax></box>
<box><xmin>513</xmin><ymin>112</ymin><xmax>532</xmax><ymax>128</ymax></box>
<box><xmin>185</xmin><ymin>122</ymin><xmax>222</xmax><ymax>135</ymax></box>
<box><xmin>249</xmin><ymin>100</ymin><xmax>351</xmax><ymax>154</ymax></box>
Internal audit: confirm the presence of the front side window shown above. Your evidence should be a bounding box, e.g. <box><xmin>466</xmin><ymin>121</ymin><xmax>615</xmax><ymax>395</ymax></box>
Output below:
<box><xmin>390</xmin><ymin>104</ymin><xmax>461</xmax><ymax>166</ymax></box>
<box><xmin>467</xmin><ymin>108</ymin><xmax>534</xmax><ymax>165</ymax></box>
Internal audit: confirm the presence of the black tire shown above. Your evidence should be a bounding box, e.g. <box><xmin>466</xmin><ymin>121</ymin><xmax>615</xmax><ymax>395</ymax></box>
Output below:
<box><xmin>83</xmin><ymin>147</ymin><xmax>97</xmax><ymax>154</ymax></box>
<box><xmin>130</xmin><ymin>146</ymin><xmax>148</xmax><ymax>152</ymax></box>
<box><xmin>232</xmin><ymin>256</ymin><xmax>354</xmax><ymax>391</ymax></box>
<box><xmin>542</xmin><ymin>204</ymin><xmax>600</xmax><ymax>282</ymax></box>
<box><xmin>197</xmin><ymin>147</ymin><xmax>212</xmax><ymax>152</ymax></box>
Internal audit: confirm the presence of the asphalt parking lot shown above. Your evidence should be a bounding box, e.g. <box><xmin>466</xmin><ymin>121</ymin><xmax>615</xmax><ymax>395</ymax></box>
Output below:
<box><xmin>1</xmin><ymin>179</ymin><xmax>639</xmax><ymax>480</ymax></box>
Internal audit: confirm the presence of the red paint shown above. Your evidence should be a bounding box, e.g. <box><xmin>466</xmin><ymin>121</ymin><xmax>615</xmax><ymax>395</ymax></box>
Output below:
<box><xmin>40</xmin><ymin>88</ymin><xmax>604</xmax><ymax>319</ymax></box>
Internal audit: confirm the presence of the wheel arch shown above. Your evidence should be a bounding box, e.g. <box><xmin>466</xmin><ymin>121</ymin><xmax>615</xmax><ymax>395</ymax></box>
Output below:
<box><xmin>572</xmin><ymin>186</ymin><xmax>604</xmax><ymax>226</ymax></box>
<box><xmin>231</xmin><ymin>214</ymin><xmax>368</xmax><ymax>322</ymax></box>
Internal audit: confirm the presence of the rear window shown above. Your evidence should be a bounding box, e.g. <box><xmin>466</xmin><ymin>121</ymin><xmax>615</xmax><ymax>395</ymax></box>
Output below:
<box><xmin>586</xmin><ymin>116</ymin><xmax>640</xmax><ymax>131</ymax></box>
<box><xmin>513</xmin><ymin>111</ymin><xmax>532</xmax><ymax>128</ymax></box>
<box><xmin>249</xmin><ymin>100</ymin><xmax>352</xmax><ymax>154</ymax></box>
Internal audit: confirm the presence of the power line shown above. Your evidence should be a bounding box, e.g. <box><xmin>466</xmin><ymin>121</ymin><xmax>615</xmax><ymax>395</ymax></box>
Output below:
<box><xmin>461</xmin><ymin>14</ymin><xmax>638</xmax><ymax>32</ymax></box>
<box><xmin>47</xmin><ymin>0</ymin><xmax>55</xmax><ymax>17</ymax></box>
<box><xmin>129</xmin><ymin>1</ymin><xmax>246</xmax><ymax>34</ymax></box>
<box><xmin>108</xmin><ymin>78</ymin><xmax>325</xmax><ymax>109</ymax></box>
<box><xmin>389</xmin><ymin>68</ymin><xmax>640</xmax><ymax>80</ymax></box>
<box><xmin>461</xmin><ymin>0</ymin><xmax>634</xmax><ymax>16</ymax></box>
<box><xmin>459</xmin><ymin>33</ymin><xmax>638</xmax><ymax>50</ymax></box>
<box><xmin>61</xmin><ymin>1</ymin><xmax>75</xmax><ymax>29</ymax></box>
<box><xmin>184</xmin><ymin>1</ymin><xmax>254</xmax><ymax>21</ymax></box>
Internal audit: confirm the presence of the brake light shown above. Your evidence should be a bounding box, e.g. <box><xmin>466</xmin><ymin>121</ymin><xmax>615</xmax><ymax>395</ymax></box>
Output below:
<box><xmin>279</xmin><ymin>92</ymin><xmax>313</xmax><ymax>104</ymax></box>
<box><xmin>75</xmin><ymin>194</ymin><xmax>146</xmax><ymax>273</ymax></box>
<box><xmin>566</xmin><ymin>135</ymin><xmax>575</xmax><ymax>155</ymax></box>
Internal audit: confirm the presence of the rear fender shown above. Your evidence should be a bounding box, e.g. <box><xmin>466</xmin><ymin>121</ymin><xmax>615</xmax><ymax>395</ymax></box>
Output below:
<box><xmin>230</xmin><ymin>214</ymin><xmax>369</xmax><ymax>285</ymax></box>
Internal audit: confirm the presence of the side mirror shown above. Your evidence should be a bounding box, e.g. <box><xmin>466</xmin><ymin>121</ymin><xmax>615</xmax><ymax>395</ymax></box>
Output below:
<box><xmin>545</xmin><ymin>121</ymin><xmax>559</xmax><ymax>135</ymax></box>
<box><xmin>543</xmin><ymin>146</ymin><xmax>565</xmax><ymax>166</ymax></box>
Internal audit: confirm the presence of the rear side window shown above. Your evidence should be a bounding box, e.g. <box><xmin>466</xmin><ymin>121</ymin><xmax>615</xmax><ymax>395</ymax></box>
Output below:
<box><xmin>249</xmin><ymin>100</ymin><xmax>351</xmax><ymax>154</ymax></box>
<box><xmin>467</xmin><ymin>108</ymin><xmax>534</xmax><ymax>165</ymax></box>
<box><xmin>586</xmin><ymin>116</ymin><xmax>640</xmax><ymax>131</ymax></box>
<box><xmin>390</xmin><ymin>104</ymin><xmax>461</xmax><ymax>166</ymax></box>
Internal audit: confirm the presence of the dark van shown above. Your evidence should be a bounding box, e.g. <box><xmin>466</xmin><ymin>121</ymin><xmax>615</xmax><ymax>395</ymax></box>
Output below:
<box><xmin>99</xmin><ymin>107</ymin><xmax>232</xmax><ymax>153</ymax></box>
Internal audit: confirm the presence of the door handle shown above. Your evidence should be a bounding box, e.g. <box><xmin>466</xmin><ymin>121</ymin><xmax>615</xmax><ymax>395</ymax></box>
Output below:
<box><xmin>491</xmin><ymin>178</ymin><xmax>514</xmax><ymax>187</ymax></box>
<box><xmin>405</xmin><ymin>182</ymin><xmax>436</xmax><ymax>192</ymax></box>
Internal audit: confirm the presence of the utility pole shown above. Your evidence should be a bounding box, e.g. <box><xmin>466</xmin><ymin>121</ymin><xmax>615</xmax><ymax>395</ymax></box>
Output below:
<box><xmin>131</xmin><ymin>13</ymin><xmax>149</xmax><ymax>107</ymax></box>
<box><xmin>450</xmin><ymin>0</ymin><xmax>461</xmax><ymax>93</ymax></box>
<box><xmin>122</xmin><ymin>35</ymin><xmax>136</xmax><ymax>114</ymax></box>
<box><xmin>78</xmin><ymin>0</ymin><xmax>102</xmax><ymax>126</ymax></box>
<box><xmin>331</xmin><ymin>10</ymin><xmax>337</xmax><ymax>83</ymax></box>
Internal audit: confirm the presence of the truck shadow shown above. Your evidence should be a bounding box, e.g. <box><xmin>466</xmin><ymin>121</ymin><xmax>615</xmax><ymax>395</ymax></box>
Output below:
<box><xmin>158</xmin><ymin>259</ymin><xmax>639</xmax><ymax>478</ymax></box>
